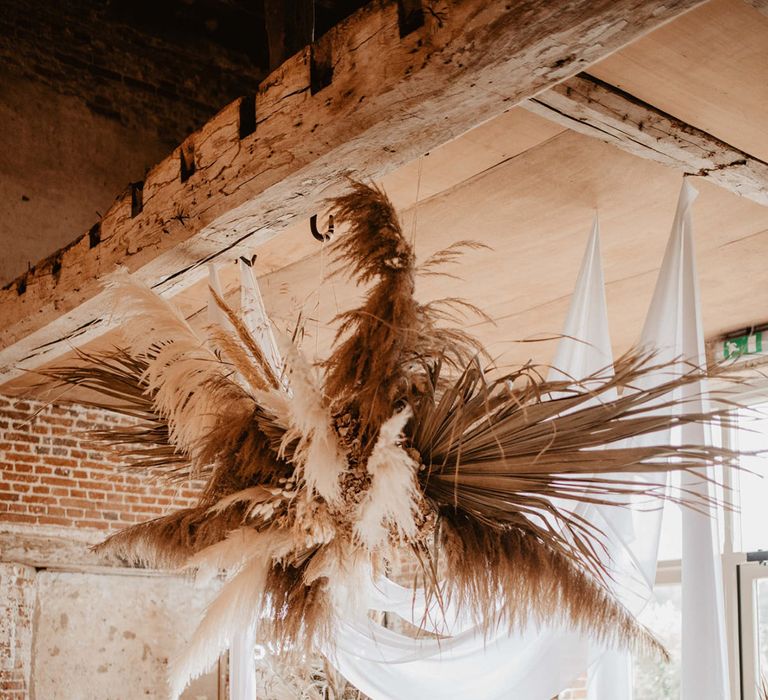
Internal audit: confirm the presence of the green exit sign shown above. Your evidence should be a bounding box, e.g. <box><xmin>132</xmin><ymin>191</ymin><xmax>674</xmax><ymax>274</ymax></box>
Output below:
<box><xmin>719</xmin><ymin>332</ymin><xmax>764</xmax><ymax>360</ymax></box>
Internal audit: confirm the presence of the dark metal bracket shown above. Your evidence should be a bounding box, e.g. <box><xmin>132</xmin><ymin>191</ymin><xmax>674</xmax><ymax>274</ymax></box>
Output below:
<box><xmin>310</xmin><ymin>214</ymin><xmax>334</xmax><ymax>242</ymax></box>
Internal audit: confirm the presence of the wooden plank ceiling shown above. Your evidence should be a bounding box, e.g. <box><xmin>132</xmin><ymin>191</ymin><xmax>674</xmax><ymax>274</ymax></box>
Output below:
<box><xmin>4</xmin><ymin>0</ymin><xmax>768</xmax><ymax>400</ymax></box>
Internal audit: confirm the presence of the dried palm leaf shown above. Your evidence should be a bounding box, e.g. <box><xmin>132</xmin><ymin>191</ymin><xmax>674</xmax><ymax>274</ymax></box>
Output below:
<box><xmin>438</xmin><ymin>513</ymin><xmax>666</xmax><ymax>657</ymax></box>
<box><xmin>36</xmin><ymin>348</ymin><xmax>191</xmax><ymax>478</ymax></box>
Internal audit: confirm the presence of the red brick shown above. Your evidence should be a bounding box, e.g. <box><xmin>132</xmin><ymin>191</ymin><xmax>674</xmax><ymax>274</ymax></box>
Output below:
<box><xmin>58</xmin><ymin>497</ymin><xmax>93</xmax><ymax>510</ymax></box>
<box><xmin>46</xmin><ymin>457</ymin><xmax>76</xmax><ymax>468</ymax></box>
<box><xmin>75</xmin><ymin>520</ymin><xmax>110</xmax><ymax>530</ymax></box>
<box><xmin>4</xmin><ymin>473</ymin><xmax>38</xmax><ymax>484</ymax></box>
<box><xmin>6</xmin><ymin>453</ymin><xmax>38</xmax><ymax>465</ymax></box>
<box><xmin>0</xmin><ymin>513</ymin><xmax>36</xmax><ymax>524</ymax></box>
<box><xmin>1</xmin><ymin>395</ymin><xmax>200</xmax><ymax>533</ymax></box>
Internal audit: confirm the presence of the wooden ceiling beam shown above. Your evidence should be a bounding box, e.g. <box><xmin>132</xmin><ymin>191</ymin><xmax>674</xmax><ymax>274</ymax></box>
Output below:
<box><xmin>525</xmin><ymin>73</ymin><xmax>768</xmax><ymax>206</ymax></box>
<box><xmin>744</xmin><ymin>0</ymin><xmax>768</xmax><ymax>18</ymax></box>
<box><xmin>0</xmin><ymin>0</ymin><xmax>708</xmax><ymax>382</ymax></box>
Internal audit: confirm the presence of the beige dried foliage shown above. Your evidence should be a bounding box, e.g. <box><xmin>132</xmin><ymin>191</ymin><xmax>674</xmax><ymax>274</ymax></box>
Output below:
<box><xmin>37</xmin><ymin>181</ymin><xmax>754</xmax><ymax>697</ymax></box>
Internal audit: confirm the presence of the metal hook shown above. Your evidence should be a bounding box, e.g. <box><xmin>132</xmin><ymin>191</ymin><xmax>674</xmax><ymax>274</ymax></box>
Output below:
<box><xmin>238</xmin><ymin>254</ymin><xmax>257</xmax><ymax>267</ymax></box>
<box><xmin>310</xmin><ymin>214</ymin><xmax>334</xmax><ymax>242</ymax></box>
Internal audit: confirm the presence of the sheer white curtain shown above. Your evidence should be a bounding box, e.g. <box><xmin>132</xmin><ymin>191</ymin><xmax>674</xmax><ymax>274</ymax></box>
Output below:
<box><xmin>640</xmin><ymin>181</ymin><xmax>728</xmax><ymax>700</ymax></box>
<box><xmin>590</xmin><ymin>182</ymin><xmax>730</xmax><ymax>699</ymax></box>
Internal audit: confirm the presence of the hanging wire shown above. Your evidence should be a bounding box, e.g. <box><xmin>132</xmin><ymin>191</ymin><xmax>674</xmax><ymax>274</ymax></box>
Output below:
<box><xmin>315</xmin><ymin>233</ymin><xmax>327</xmax><ymax>362</ymax></box>
<box><xmin>311</xmin><ymin>0</ymin><xmax>316</xmax><ymax>43</ymax></box>
<box><xmin>410</xmin><ymin>155</ymin><xmax>424</xmax><ymax>246</ymax></box>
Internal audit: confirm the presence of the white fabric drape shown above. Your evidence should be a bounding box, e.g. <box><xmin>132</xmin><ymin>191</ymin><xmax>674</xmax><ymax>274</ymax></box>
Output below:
<box><xmin>229</xmin><ymin>624</ymin><xmax>257</xmax><ymax>700</ymax></box>
<box><xmin>545</xmin><ymin>217</ymin><xmax>640</xmax><ymax>700</ymax></box>
<box><xmin>590</xmin><ymin>182</ymin><xmax>729</xmax><ymax>699</ymax></box>
<box><xmin>639</xmin><ymin>181</ymin><xmax>729</xmax><ymax>699</ymax></box>
<box><xmin>549</xmin><ymin>216</ymin><xmax>613</xmax><ymax>385</ymax></box>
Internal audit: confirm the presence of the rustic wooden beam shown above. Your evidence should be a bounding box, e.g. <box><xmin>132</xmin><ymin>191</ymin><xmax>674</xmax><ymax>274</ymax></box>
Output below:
<box><xmin>264</xmin><ymin>0</ymin><xmax>315</xmax><ymax>71</ymax></box>
<box><xmin>0</xmin><ymin>0</ymin><xmax>708</xmax><ymax>382</ymax></box>
<box><xmin>744</xmin><ymin>0</ymin><xmax>768</xmax><ymax>18</ymax></box>
<box><xmin>525</xmin><ymin>73</ymin><xmax>768</xmax><ymax>206</ymax></box>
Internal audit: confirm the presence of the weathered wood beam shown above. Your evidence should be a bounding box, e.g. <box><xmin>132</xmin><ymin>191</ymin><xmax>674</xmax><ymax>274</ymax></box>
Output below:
<box><xmin>744</xmin><ymin>0</ymin><xmax>768</xmax><ymax>18</ymax></box>
<box><xmin>525</xmin><ymin>73</ymin><xmax>768</xmax><ymax>206</ymax></box>
<box><xmin>264</xmin><ymin>0</ymin><xmax>314</xmax><ymax>71</ymax></box>
<box><xmin>0</xmin><ymin>0</ymin><xmax>708</xmax><ymax>382</ymax></box>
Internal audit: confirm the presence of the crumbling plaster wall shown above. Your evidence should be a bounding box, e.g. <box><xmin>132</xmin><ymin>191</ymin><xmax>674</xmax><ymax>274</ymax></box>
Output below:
<box><xmin>0</xmin><ymin>563</ymin><xmax>35</xmax><ymax>699</ymax></box>
<box><xmin>0</xmin><ymin>528</ymin><xmax>222</xmax><ymax>700</ymax></box>
<box><xmin>32</xmin><ymin>569</ymin><xmax>219</xmax><ymax>700</ymax></box>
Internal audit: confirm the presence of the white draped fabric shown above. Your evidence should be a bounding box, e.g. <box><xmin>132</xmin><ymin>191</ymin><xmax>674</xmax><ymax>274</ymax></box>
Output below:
<box><xmin>549</xmin><ymin>216</ymin><xmax>613</xmax><ymax>385</ymax></box>
<box><xmin>207</xmin><ymin>262</ymin><xmax>277</xmax><ymax>700</ymax></box>
<box><xmin>229</xmin><ymin>624</ymin><xmax>257</xmax><ymax>700</ymax></box>
<box><xmin>545</xmin><ymin>217</ymin><xmax>645</xmax><ymax>699</ymax></box>
<box><xmin>638</xmin><ymin>181</ymin><xmax>729</xmax><ymax>699</ymax></box>
<box><xmin>590</xmin><ymin>182</ymin><xmax>730</xmax><ymax>698</ymax></box>
<box><xmin>213</xmin><ymin>181</ymin><xmax>728</xmax><ymax>700</ymax></box>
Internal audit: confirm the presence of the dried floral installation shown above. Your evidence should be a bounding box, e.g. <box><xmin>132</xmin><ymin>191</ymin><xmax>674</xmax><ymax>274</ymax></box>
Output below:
<box><xmin>41</xmin><ymin>182</ymin><xmax>742</xmax><ymax>697</ymax></box>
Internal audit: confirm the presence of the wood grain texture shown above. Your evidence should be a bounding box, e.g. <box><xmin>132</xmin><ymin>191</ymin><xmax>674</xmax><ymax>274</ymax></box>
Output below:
<box><xmin>525</xmin><ymin>73</ymin><xmax>768</xmax><ymax>205</ymax></box>
<box><xmin>745</xmin><ymin>0</ymin><xmax>768</xmax><ymax>16</ymax></box>
<box><xmin>0</xmin><ymin>0</ymin><xmax>707</xmax><ymax>381</ymax></box>
<box><xmin>6</xmin><ymin>126</ymin><xmax>768</xmax><ymax>403</ymax></box>
<box><xmin>590</xmin><ymin>0</ymin><xmax>768</xmax><ymax>162</ymax></box>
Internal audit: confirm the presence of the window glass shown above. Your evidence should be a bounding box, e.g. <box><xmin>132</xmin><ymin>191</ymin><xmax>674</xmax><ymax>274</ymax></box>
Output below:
<box><xmin>737</xmin><ymin>403</ymin><xmax>768</xmax><ymax>553</ymax></box>
<box><xmin>633</xmin><ymin>583</ymin><xmax>682</xmax><ymax>700</ymax></box>
<box><xmin>757</xmin><ymin>577</ymin><xmax>768</xmax><ymax>689</ymax></box>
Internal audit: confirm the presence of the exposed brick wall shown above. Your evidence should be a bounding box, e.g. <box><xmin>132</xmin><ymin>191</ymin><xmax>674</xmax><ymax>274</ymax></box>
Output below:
<box><xmin>0</xmin><ymin>395</ymin><xmax>200</xmax><ymax>533</ymax></box>
<box><xmin>0</xmin><ymin>563</ymin><xmax>35</xmax><ymax>699</ymax></box>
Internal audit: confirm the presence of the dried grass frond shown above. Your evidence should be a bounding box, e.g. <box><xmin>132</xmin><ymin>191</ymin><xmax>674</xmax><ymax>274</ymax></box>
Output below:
<box><xmin>439</xmin><ymin>513</ymin><xmax>666</xmax><ymax>658</ymax></box>
<box><xmin>262</xmin><ymin>553</ymin><xmax>333</xmax><ymax>657</ymax></box>
<box><xmin>171</xmin><ymin>555</ymin><xmax>269</xmax><ymax>698</ymax></box>
<box><xmin>256</xmin><ymin>649</ymin><xmax>363</xmax><ymax>700</ymax></box>
<box><xmin>194</xmin><ymin>393</ymin><xmax>291</xmax><ymax>505</ymax></box>
<box><xmin>325</xmin><ymin>182</ymin><xmax>479</xmax><ymax>453</ymax></box>
<box><xmin>355</xmin><ymin>407</ymin><xmax>421</xmax><ymax>550</ymax></box>
<box><xmin>208</xmin><ymin>286</ymin><xmax>280</xmax><ymax>390</ymax></box>
<box><xmin>279</xmin><ymin>340</ymin><xmax>347</xmax><ymax>504</ymax></box>
<box><xmin>36</xmin><ymin>348</ymin><xmax>191</xmax><ymax>479</ymax></box>
<box><xmin>94</xmin><ymin>506</ymin><xmax>244</xmax><ymax>569</ymax></box>
<box><xmin>417</xmin><ymin>240</ymin><xmax>491</xmax><ymax>278</ymax></box>
<box><xmin>104</xmin><ymin>270</ymin><xmax>245</xmax><ymax>466</ymax></box>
